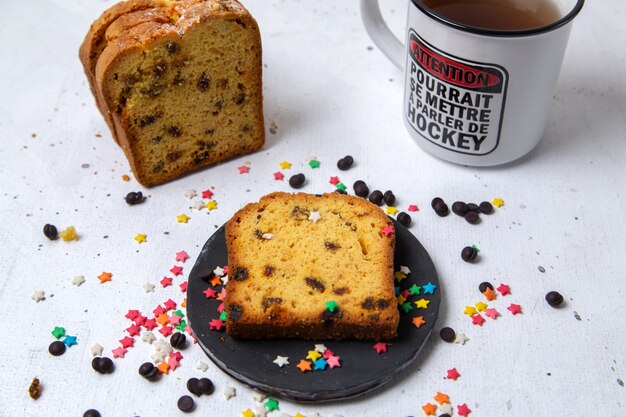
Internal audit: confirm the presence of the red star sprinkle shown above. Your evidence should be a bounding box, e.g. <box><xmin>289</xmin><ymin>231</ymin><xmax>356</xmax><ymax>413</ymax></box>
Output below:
<box><xmin>125</xmin><ymin>310</ymin><xmax>140</xmax><ymax>320</ymax></box>
<box><xmin>159</xmin><ymin>325</ymin><xmax>173</xmax><ymax>337</ymax></box>
<box><xmin>457</xmin><ymin>403</ymin><xmax>472</xmax><ymax>417</ymax></box>
<box><xmin>273</xmin><ymin>171</ymin><xmax>284</xmax><ymax>181</ymax></box>
<box><xmin>112</xmin><ymin>347</ymin><xmax>127</xmax><ymax>359</ymax></box>
<box><xmin>237</xmin><ymin>165</ymin><xmax>250</xmax><ymax>174</ymax></box>
<box><xmin>372</xmin><ymin>342</ymin><xmax>389</xmax><ymax>354</ymax></box>
<box><xmin>170</xmin><ymin>351</ymin><xmax>183</xmax><ymax>361</ymax></box>
<box><xmin>153</xmin><ymin>305</ymin><xmax>166</xmax><ymax>316</ymax></box>
<box><xmin>133</xmin><ymin>314</ymin><xmax>147</xmax><ymax>326</ymax></box>
<box><xmin>209</xmin><ymin>319</ymin><xmax>224</xmax><ymax>331</ymax></box>
<box><xmin>485</xmin><ymin>308</ymin><xmax>501</xmax><ymax>319</ymax></box>
<box><xmin>201</xmin><ymin>189</ymin><xmax>214</xmax><ymax>199</ymax></box>
<box><xmin>400</xmin><ymin>289</ymin><xmax>411</xmax><ymax>299</ymax></box>
<box><xmin>446</xmin><ymin>368</ymin><xmax>461</xmax><ymax>380</ymax></box>
<box><xmin>126</xmin><ymin>324</ymin><xmax>141</xmax><ymax>336</ymax></box>
<box><xmin>175</xmin><ymin>250</ymin><xmax>189</xmax><ymax>263</ymax></box>
<box><xmin>203</xmin><ymin>287</ymin><xmax>217</xmax><ymax>299</ymax></box>
<box><xmin>143</xmin><ymin>318</ymin><xmax>157</xmax><ymax>330</ymax></box>
<box><xmin>160</xmin><ymin>276</ymin><xmax>173</xmax><ymax>288</ymax></box>
<box><xmin>507</xmin><ymin>303</ymin><xmax>522</xmax><ymax>315</ymax></box>
<box><xmin>163</xmin><ymin>299</ymin><xmax>177</xmax><ymax>311</ymax></box>
<box><xmin>326</xmin><ymin>355</ymin><xmax>341</xmax><ymax>369</ymax></box>
<box><xmin>471</xmin><ymin>313</ymin><xmax>486</xmax><ymax>326</ymax></box>
<box><xmin>179</xmin><ymin>281</ymin><xmax>188</xmax><ymax>292</ymax></box>
<box><xmin>381</xmin><ymin>225</ymin><xmax>395</xmax><ymax>237</ymax></box>
<box><xmin>119</xmin><ymin>336</ymin><xmax>134</xmax><ymax>348</ymax></box>
<box><xmin>170</xmin><ymin>266</ymin><xmax>183</xmax><ymax>276</ymax></box>
<box><xmin>497</xmin><ymin>283</ymin><xmax>511</xmax><ymax>296</ymax></box>
<box><xmin>329</xmin><ymin>176</ymin><xmax>340</xmax><ymax>185</ymax></box>
<box><xmin>407</xmin><ymin>204</ymin><xmax>419</xmax><ymax>212</ymax></box>
<box><xmin>169</xmin><ymin>315</ymin><xmax>182</xmax><ymax>326</ymax></box>
<box><xmin>217</xmin><ymin>303</ymin><xmax>225</xmax><ymax>313</ymax></box>
<box><xmin>323</xmin><ymin>348</ymin><xmax>335</xmax><ymax>359</ymax></box>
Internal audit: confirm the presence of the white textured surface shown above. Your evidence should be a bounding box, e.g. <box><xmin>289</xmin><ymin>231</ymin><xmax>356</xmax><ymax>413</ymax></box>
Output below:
<box><xmin>1</xmin><ymin>0</ymin><xmax>625</xmax><ymax>416</ymax></box>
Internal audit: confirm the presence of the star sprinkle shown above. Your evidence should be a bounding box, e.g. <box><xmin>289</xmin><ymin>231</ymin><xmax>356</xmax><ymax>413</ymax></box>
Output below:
<box><xmin>134</xmin><ymin>233</ymin><xmax>147</xmax><ymax>244</ymax></box>
<box><xmin>507</xmin><ymin>303</ymin><xmax>523</xmax><ymax>315</ymax></box>
<box><xmin>296</xmin><ymin>360</ymin><xmax>312</xmax><ymax>372</ymax></box>
<box><xmin>306</xmin><ymin>350</ymin><xmax>322</xmax><ymax>361</ymax></box>
<box><xmin>71</xmin><ymin>275</ymin><xmax>85</xmax><ymax>286</ymax></box>
<box><xmin>313</xmin><ymin>358</ymin><xmax>328</xmax><ymax>371</ymax></box>
<box><xmin>308</xmin><ymin>159</ymin><xmax>320</xmax><ymax>169</ymax></box>
<box><xmin>141</xmin><ymin>332</ymin><xmax>156</xmax><ymax>344</ymax></box>
<box><xmin>457</xmin><ymin>403</ymin><xmax>472</xmax><ymax>417</ymax></box>
<box><xmin>381</xmin><ymin>225</ymin><xmax>395</xmax><ymax>236</ymax></box>
<box><xmin>497</xmin><ymin>283</ymin><xmax>511</xmax><ymax>295</ymax></box>
<box><xmin>184</xmin><ymin>189</ymin><xmax>197</xmax><ymax>199</ymax></box>
<box><xmin>446</xmin><ymin>368</ymin><xmax>461</xmax><ymax>380</ymax></box>
<box><xmin>242</xmin><ymin>409</ymin><xmax>255</xmax><ymax>417</ymax></box>
<box><xmin>422</xmin><ymin>282</ymin><xmax>437</xmax><ymax>294</ymax></box>
<box><xmin>192</xmin><ymin>201</ymin><xmax>205</xmax><ymax>210</ymax></box>
<box><xmin>196</xmin><ymin>360</ymin><xmax>208</xmax><ymax>372</ymax></box>
<box><xmin>169</xmin><ymin>315</ymin><xmax>182</xmax><ymax>326</ymax></box>
<box><xmin>415</xmin><ymin>299</ymin><xmax>430</xmax><ymax>309</ymax></box>
<box><xmin>224</xmin><ymin>386</ymin><xmax>236</xmax><ymax>400</ymax></box>
<box><xmin>159</xmin><ymin>325</ymin><xmax>173</xmax><ymax>337</ymax></box>
<box><xmin>438</xmin><ymin>403</ymin><xmax>453</xmax><ymax>415</ymax></box>
<box><xmin>434</xmin><ymin>391</ymin><xmax>450</xmax><ymax>405</ymax></box>
<box><xmin>201</xmin><ymin>189</ymin><xmax>214</xmax><ymax>199</ymax></box>
<box><xmin>237</xmin><ymin>165</ymin><xmax>250</xmax><ymax>174</ymax></box>
<box><xmin>90</xmin><ymin>343</ymin><xmax>103</xmax><ymax>356</ymax></box>
<box><xmin>400</xmin><ymin>265</ymin><xmax>411</xmax><ymax>274</ymax></box>
<box><xmin>279</xmin><ymin>161</ymin><xmax>291</xmax><ymax>169</ymax></box>
<box><xmin>164</xmin><ymin>299</ymin><xmax>177</xmax><ymax>310</ymax></box>
<box><xmin>312</xmin><ymin>344</ymin><xmax>326</xmax><ymax>353</ymax></box>
<box><xmin>157</xmin><ymin>362</ymin><xmax>170</xmax><ymax>374</ymax></box>
<box><xmin>394</xmin><ymin>271</ymin><xmax>407</xmax><ymax>282</ymax></box>
<box><xmin>176</xmin><ymin>213</ymin><xmax>190</xmax><ymax>223</ymax></box>
<box><xmin>475</xmin><ymin>301</ymin><xmax>488</xmax><ymax>312</ymax></box>
<box><xmin>335</xmin><ymin>182</ymin><xmax>347</xmax><ymax>191</ymax></box>
<box><xmin>273</xmin><ymin>171</ymin><xmax>284</xmax><ymax>181</ymax></box>
<box><xmin>203</xmin><ymin>287</ymin><xmax>217</xmax><ymax>299</ymax></box>
<box><xmin>323</xmin><ymin>349</ymin><xmax>335</xmax><ymax>359</ymax></box>
<box><xmin>400</xmin><ymin>303</ymin><xmax>414</xmax><ymax>313</ymax></box>
<box><xmin>210</xmin><ymin>275</ymin><xmax>222</xmax><ymax>287</ymax></box>
<box><xmin>59</xmin><ymin>226</ymin><xmax>78</xmax><ymax>241</ymax></box>
<box><xmin>454</xmin><ymin>332</ymin><xmax>469</xmax><ymax>345</ymax></box>
<box><xmin>329</xmin><ymin>176</ymin><xmax>340</xmax><ymax>185</ymax></box>
<box><xmin>112</xmin><ymin>347</ymin><xmax>127</xmax><ymax>358</ymax></box>
<box><xmin>168</xmin><ymin>355</ymin><xmax>181</xmax><ymax>371</ymax></box>
<box><xmin>265</xmin><ymin>398</ymin><xmax>279</xmax><ymax>412</ymax></box>
<box><xmin>156</xmin><ymin>313</ymin><xmax>170</xmax><ymax>326</ymax></box>
<box><xmin>119</xmin><ymin>336</ymin><xmax>134</xmax><ymax>348</ymax></box>
<box><xmin>492</xmin><ymin>197</ymin><xmax>504</xmax><ymax>207</ymax></box>
<box><xmin>143</xmin><ymin>282</ymin><xmax>155</xmax><ymax>293</ymax></box>
<box><xmin>485</xmin><ymin>308</ymin><xmax>500</xmax><ymax>319</ymax></box>
<box><xmin>412</xmin><ymin>316</ymin><xmax>426</xmax><ymax>328</ymax></box>
<box><xmin>126</xmin><ymin>324</ymin><xmax>141</xmax><ymax>336</ymax></box>
<box><xmin>214</xmin><ymin>266</ymin><xmax>225</xmax><ymax>276</ymax></box>
<box><xmin>463</xmin><ymin>306</ymin><xmax>478</xmax><ymax>316</ymax></box>
<box><xmin>407</xmin><ymin>204</ymin><xmax>419</xmax><ymax>212</ymax></box>
<box><xmin>209</xmin><ymin>319</ymin><xmax>224</xmax><ymax>331</ymax></box>
<box><xmin>51</xmin><ymin>326</ymin><xmax>65</xmax><ymax>339</ymax></box>
<box><xmin>160</xmin><ymin>276</ymin><xmax>173</xmax><ymax>287</ymax></box>
<box><xmin>308</xmin><ymin>211</ymin><xmax>321</xmax><ymax>223</ymax></box>
<box><xmin>325</xmin><ymin>300</ymin><xmax>338</xmax><ymax>312</ymax></box>
<box><xmin>273</xmin><ymin>356</ymin><xmax>289</xmax><ymax>367</ymax></box>
<box><xmin>205</xmin><ymin>201</ymin><xmax>218</xmax><ymax>211</ymax></box>
<box><xmin>179</xmin><ymin>281</ymin><xmax>188</xmax><ymax>292</ymax></box>
<box><xmin>409</xmin><ymin>284</ymin><xmax>421</xmax><ymax>296</ymax></box>
<box><xmin>372</xmin><ymin>342</ymin><xmax>389</xmax><ymax>354</ymax></box>
<box><xmin>483</xmin><ymin>287</ymin><xmax>497</xmax><ymax>301</ymax></box>
<box><xmin>125</xmin><ymin>310</ymin><xmax>140</xmax><ymax>320</ymax></box>
<box><xmin>170</xmin><ymin>266</ymin><xmax>183</xmax><ymax>276</ymax></box>
<box><xmin>421</xmin><ymin>402</ymin><xmax>437</xmax><ymax>416</ymax></box>
<box><xmin>471</xmin><ymin>314</ymin><xmax>486</xmax><ymax>326</ymax></box>
<box><xmin>326</xmin><ymin>355</ymin><xmax>341</xmax><ymax>369</ymax></box>
<box><xmin>385</xmin><ymin>206</ymin><xmax>398</xmax><ymax>215</ymax></box>
<box><xmin>98</xmin><ymin>271</ymin><xmax>112</xmax><ymax>284</ymax></box>
<box><xmin>153</xmin><ymin>305</ymin><xmax>166</xmax><ymax>316</ymax></box>
<box><xmin>175</xmin><ymin>250</ymin><xmax>189</xmax><ymax>263</ymax></box>
<box><xmin>396</xmin><ymin>295</ymin><xmax>406</xmax><ymax>305</ymax></box>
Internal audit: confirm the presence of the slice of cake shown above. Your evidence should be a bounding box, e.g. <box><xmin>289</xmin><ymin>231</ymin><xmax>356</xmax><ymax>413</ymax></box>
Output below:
<box><xmin>224</xmin><ymin>192</ymin><xmax>399</xmax><ymax>340</ymax></box>
<box><xmin>79</xmin><ymin>0</ymin><xmax>264</xmax><ymax>186</ymax></box>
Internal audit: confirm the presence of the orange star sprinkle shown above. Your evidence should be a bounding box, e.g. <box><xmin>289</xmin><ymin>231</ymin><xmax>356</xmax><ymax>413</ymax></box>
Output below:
<box><xmin>181</xmin><ymin>298</ymin><xmax>187</xmax><ymax>308</ymax></box>
<box><xmin>483</xmin><ymin>287</ymin><xmax>497</xmax><ymax>301</ymax></box>
<box><xmin>97</xmin><ymin>271</ymin><xmax>112</xmax><ymax>284</ymax></box>
<box><xmin>422</xmin><ymin>402</ymin><xmax>437</xmax><ymax>415</ymax></box>
<box><xmin>412</xmin><ymin>316</ymin><xmax>426</xmax><ymax>328</ymax></box>
<box><xmin>156</xmin><ymin>313</ymin><xmax>170</xmax><ymax>326</ymax></box>
<box><xmin>210</xmin><ymin>275</ymin><xmax>222</xmax><ymax>287</ymax></box>
<box><xmin>157</xmin><ymin>362</ymin><xmax>170</xmax><ymax>374</ymax></box>
<box><xmin>434</xmin><ymin>391</ymin><xmax>450</xmax><ymax>405</ymax></box>
<box><xmin>296</xmin><ymin>360</ymin><xmax>312</xmax><ymax>373</ymax></box>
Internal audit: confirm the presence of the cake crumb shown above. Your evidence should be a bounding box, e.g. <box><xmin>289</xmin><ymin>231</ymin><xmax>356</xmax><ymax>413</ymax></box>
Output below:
<box><xmin>28</xmin><ymin>377</ymin><xmax>42</xmax><ymax>400</ymax></box>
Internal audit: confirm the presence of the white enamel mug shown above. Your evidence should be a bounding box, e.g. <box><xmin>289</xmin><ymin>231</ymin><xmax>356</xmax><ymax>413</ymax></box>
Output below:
<box><xmin>361</xmin><ymin>0</ymin><xmax>584</xmax><ymax>166</ymax></box>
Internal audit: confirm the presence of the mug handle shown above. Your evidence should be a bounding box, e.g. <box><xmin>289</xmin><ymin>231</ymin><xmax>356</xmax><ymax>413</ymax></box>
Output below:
<box><xmin>361</xmin><ymin>0</ymin><xmax>404</xmax><ymax>69</ymax></box>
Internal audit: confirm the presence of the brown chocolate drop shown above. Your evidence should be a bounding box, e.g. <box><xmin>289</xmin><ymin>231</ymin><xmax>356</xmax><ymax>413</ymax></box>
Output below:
<box><xmin>228</xmin><ymin>304</ymin><xmax>243</xmax><ymax>321</ymax></box>
<box><xmin>233</xmin><ymin>267</ymin><xmax>248</xmax><ymax>281</ymax></box>
<box><xmin>139</xmin><ymin>115</ymin><xmax>157</xmax><ymax>127</ymax></box>
<box><xmin>167</xmin><ymin>151</ymin><xmax>182</xmax><ymax>162</ymax></box>
<box><xmin>165</xmin><ymin>42</ymin><xmax>179</xmax><ymax>54</ymax></box>
<box><xmin>305</xmin><ymin>277</ymin><xmax>325</xmax><ymax>292</ymax></box>
<box><xmin>376</xmin><ymin>299</ymin><xmax>390</xmax><ymax>310</ymax></box>
<box><xmin>361</xmin><ymin>297</ymin><xmax>375</xmax><ymax>310</ymax></box>
<box><xmin>152</xmin><ymin>161</ymin><xmax>164</xmax><ymax>173</ymax></box>
<box><xmin>263</xmin><ymin>265</ymin><xmax>275</xmax><ymax>277</ymax></box>
<box><xmin>262</xmin><ymin>297</ymin><xmax>283</xmax><ymax>310</ymax></box>
<box><xmin>153</xmin><ymin>60</ymin><xmax>168</xmax><ymax>78</ymax></box>
<box><xmin>324</xmin><ymin>241</ymin><xmax>341</xmax><ymax>251</ymax></box>
<box><xmin>333</xmin><ymin>287</ymin><xmax>349</xmax><ymax>295</ymax></box>
<box><xmin>197</xmin><ymin>72</ymin><xmax>211</xmax><ymax>91</ymax></box>
<box><xmin>234</xmin><ymin>93</ymin><xmax>246</xmax><ymax>105</ymax></box>
<box><xmin>167</xmin><ymin>126</ymin><xmax>182</xmax><ymax>137</ymax></box>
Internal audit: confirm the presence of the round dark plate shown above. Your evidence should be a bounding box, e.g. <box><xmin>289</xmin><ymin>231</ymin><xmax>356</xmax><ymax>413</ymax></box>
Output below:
<box><xmin>187</xmin><ymin>219</ymin><xmax>440</xmax><ymax>402</ymax></box>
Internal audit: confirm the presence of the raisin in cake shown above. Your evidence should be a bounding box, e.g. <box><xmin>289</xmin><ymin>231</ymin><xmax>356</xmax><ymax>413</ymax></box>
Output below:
<box><xmin>224</xmin><ymin>192</ymin><xmax>399</xmax><ymax>340</ymax></box>
<box><xmin>79</xmin><ymin>0</ymin><xmax>264</xmax><ymax>186</ymax></box>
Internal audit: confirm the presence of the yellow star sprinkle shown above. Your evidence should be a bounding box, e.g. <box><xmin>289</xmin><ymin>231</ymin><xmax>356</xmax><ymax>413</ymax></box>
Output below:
<box><xmin>294</xmin><ymin>414</ymin><xmax>306</xmax><ymax>417</ymax></box>
<box><xmin>414</xmin><ymin>298</ymin><xmax>430</xmax><ymax>309</ymax></box>
<box><xmin>59</xmin><ymin>226</ymin><xmax>79</xmax><ymax>241</ymax></box>
<box><xmin>134</xmin><ymin>233</ymin><xmax>147</xmax><ymax>244</ymax></box>
<box><xmin>306</xmin><ymin>350</ymin><xmax>321</xmax><ymax>361</ymax></box>
<box><xmin>463</xmin><ymin>305</ymin><xmax>478</xmax><ymax>316</ymax></box>
<box><xmin>397</xmin><ymin>295</ymin><xmax>406</xmax><ymax>305</ymax></box>
<box><xmin>241</xmin><ymin>409</ymin><xmax>255</xmax><ymax>417</ymax></box>
<box><xmin>394</xmin><ymin>271</ymin><xmax>407</xmax><ymax>282</ymax></box>
<box><xmin>176</xmin><ymin>213</ymin><xmax>190</xmax><ymax>223</ymax></box>
<box><xmin>279</xmin><ymin>161</ymin><xmax>292</xmax><ymax>169</ymax></box>
<box><xmin>492</xmin><ymin>197</ymin><xmax>504</xmax><ymax>207</ymax></box>
<box><xmin>205</xmin><ymin>201</ymin><xmax>218</xmax><ymax>211</ymax></box>
<box><xmin>475</xmin><ymin>301</ymin><xmax>488</xmax><ymax>312</ymax></box>
<box><xmin>386</xmin><ymin>206</ymin><xmax>398</xmax><ymax>215</ymax></box>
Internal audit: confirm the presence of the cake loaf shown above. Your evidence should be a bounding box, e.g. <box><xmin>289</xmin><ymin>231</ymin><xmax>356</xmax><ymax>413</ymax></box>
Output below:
<box><xmin>224</xmin><ymin>192</ymin><xmax>399</xmax><ymax>340</ymax></box>
<box><xmin>79</xmin><ymin>0</ymin><xmax>264</xmax><ymax>186</ymax></box>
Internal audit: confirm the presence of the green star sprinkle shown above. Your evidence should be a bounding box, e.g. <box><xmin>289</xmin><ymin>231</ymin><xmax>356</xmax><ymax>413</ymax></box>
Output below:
<box><xmin>335</xmin><ymin>182</ymin><xmax>347</xmax><ymax>191</ymax></box>
<box><xmin>471</xmin><ymin>244</ymin><xmax>480</xmax><ymax>253</ymax></box>
<box><xmin>174</xmin><ymin>309</ymin><xmax>185</xmax><ymax>317</ymax></box>
<box><xmin>400</xmin><ymin>302</ymin><xmax>414</xmax><ymax>313</ymax></box>
<box><xmin>325</xmin><ymin>300</ymin><xmax>339</xmax><ymax>312</ymax></box>
<box><xmin>265</xmin><ymin>398</ymin><xmax>279</xmax><ymax>412</ymax></box>
<box><xmin>51</xmin><ymin>326</ymin><xmax>65</xmax><ymax>339</ymax></box>
<box><xmin>219</xmin><ymin>311</ymin><xmax>228</xmax><ymax>321</ymax></box>
<box><xmin>175</xmin><ymin>320</ymin><xmax>187</xmax><ymax>331</ymax></box>
<box><xmin>408</xmin><ymin>284</ymin><xmax>421</xmax><ymax>296</ymax></box>
<box><xmin>309</xmin><ymin>159</ymin><xmax>320</xmax><ymax>169</ymax></box>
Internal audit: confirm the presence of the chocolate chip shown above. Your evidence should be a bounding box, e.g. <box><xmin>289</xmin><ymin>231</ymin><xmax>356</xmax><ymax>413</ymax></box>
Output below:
<box><xmin>125</xmin><ymin>191</ymin><xmax>145</xmax><ymax>205</ymax></box>
<box><xmin>289</xmin><ymin>173</ymin><xmax>305</xmax><ymax>189</ymax></box>
<box><xmin>434</xmin><ymin>201</ymin><xmax>449</xmax><ymax>217</ymax></box>
<box><xmin>440</xmin><ymin>414</ymin><xmax>451</xmax><ymax>417</ymax></box>
<box><xmin>545</xmin><ymin>291</ymin><xmax>564</xmax><ymax>307</ymax></box>
<box><xmin>461</xmin><ymin>246</ymin><xmax>478</xmax><ymax>262</ymax></box>
<box><xmin>233</xmin><ymin>267</ymin><xmax>248</xmax><ymax>281</ymax></box>
<box><xmin>197</xmin><ymin>73</ymin><xmax>210</xmax><ymax>91</ymax></box>
<box><xmin>48</xmin><ymin>341</ymin><xmax>66</xmax><ymax>356</ymax></box>
<box><xmin>141</xmin><ymin>83</ymin><xmax>164</xmax><ymax>97</ymax></box>
<box><xmin>383</xmin><ymin>190</ymin><xmax>396</xmax><ymax>206</ymax></box>
<box><xmin>369</xmin><ymin>190</ymin><xmax>383</xmax><ymax>206</ymax></box>
<box><xmin>263</xmin><ymin>265</ymin><xmax>275</xmax><ymax>276</ymax></box>
<box><xmin>337</xmin><ymin>155</ymin><xmax>354</xmax><ymax>170</ymax></box>
<box><xmin>353</xmin><ymin>180</ymin><xmax>369</xmax><ymax>198</ymax></box>
<box><xmin>138</xmin><ymin>362</ymin><xmax>159</xmax><ymax>381</ymax></box>
<box><xmin>431</xmin><ymin>197</ymin><xmax>444</xmax><ymax>209</ymax></box>
<box><xmin>335</xmin><ymin>189</ymin><xmax>347</xmax><ymax>194</ymax></box>
<box><xmin>167</xmin><ymin>126</ymin><xmax>182</xmax><ymax>137</ymax></box>
<box><xmin>153</xmin><ymin>60</ymin><xmax>168</xmax><ymax>78</ymax></box>
<box><xmin>451</xmin><ymin>201</ymin><xmax>468</xmax><ymax>216</ymax></box>
<box><xmin>83</xmin><ymin>410</ymin><xmax>101</xmax><ymax>417</ymax></box>
<box><xmin>167</xmin><ymin>151</ymin><xmax>182</xmax><ymax>162</ymax></box>
<box><xmin>228</xmin><ymin>304</ymin><xmax>243</xmax><ymax>321</ymax></box>
<box><xmin>152</xmin><ymin>161</ymin><xmax>165</xmax><ymax>173</ymax></box>
<box><xmin>467</xmin><ymin>203</ymin><xmax>480</xmax><ymax>212</ymax></box>
<box><xmin>262</xmin><ymin>297</ymin><xmax>283</xmax><ymax>310</ymax></box>
<box><xmin>139</xmin><ymin>115</ymin><xmax>157</xmax><ymax>127</ymax></box>
<box><xmin>177</xmin><ymin>395</ymin><xmax>195</xmax><ymax>412</ymax></box>
<box><xmin>170</xmin><ymin>332</ymin><xmax>187</xmax><ymax>349</ymax></box>
<box><xmin>92</xmin><ymin>357</ymin><xmax>114</xmax><ymax>374</ymax></box>
<box><xmin>361</xmin><ymin>296</ymin><xmax>375</xmax><ymax>310</ymax></box>
<box><xmin>479</xmin><ymin>281</ymin><xmax>494</xmax><ymax>293</ymax></box>
<box><xmin>187</xmin><ymin>377</ymin><xmax>201</xmax><ymax>395</ymax></box>
<box><xmin>440</xmin><ymin>327</ymin><xmax>456</xmax><ymax>343</ymax></box>
<box><xmin>333</xmin><ymin>287</ymin><xmax>349</xmax><ymax>295</ymax></box>
<box><xmin>464</xmin><ymin>211</ymin><xmax>480</xmax><ymax>224</ymax></box>
<box><xmin>305</xmin><ymin>277</ymin><xmax>325</xmax><ymax>292</ymax></box>
<box><xmin>166</xmin><ymin>42</ymin><xmax>179</xmax><ymax>54</ymax></box>
<box><xmin>324</xmin><ymin>241</ymin><xmax>341</xmax><ymax>250</ymax></box>
<box><xmin>234</xmin><ymin>93</ymin><xmax>246</xmax><ymax>105</ymax></box>
<box><xmin>376</xmin><ymin>298</ymin><xmax>390</xmax><ymax>309</ymax></box>
<box><xmin>397</xmin><ymin>212</ymin><xmax>411</xmax><ymax>227</ymax></box>
<box><xmin>197</xmin><ymin>377</ymin><xmax>214</xmax><ymax>395</ymax></box>
<box><xmin>43</xmin><ymin>224</ymin><xmax>58</xmax><ymax>240</ymax></box>
<box><xmin>479</xmin><ymin>201</ymin><xmax>494</xmax><ymax>214</ymax></box>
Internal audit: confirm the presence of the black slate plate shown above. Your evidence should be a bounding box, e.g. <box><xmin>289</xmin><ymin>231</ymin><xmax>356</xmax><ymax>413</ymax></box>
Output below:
<box><xmin>187</xmin><ymin>219</ymin><xmax>440</xmax><ymax>402</ymax></box>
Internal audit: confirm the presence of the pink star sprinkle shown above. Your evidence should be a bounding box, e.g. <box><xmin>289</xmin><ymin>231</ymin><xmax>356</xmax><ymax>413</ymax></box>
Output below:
<box><xmin>497</xmin><ymin>283</ymin><xmax>511</xmax><ymax>296</ymax></box>
<box><xmin>372</xmin><ymin>342</ymin><xmax>389</xmax><ymax>354</ymax></box>
<box><xmin>223</xmin><ymin>265</ymin><xmax>229</xmax><ymax>274</ymax></box>
<box><xmin>219</xmin><ymin>288</ymin><xmax>227</xmax><ymax>300</ymax></box>
<box><xmin>126</xmin><ymin>324</ymin><xmax>141</xmax><ymax>337</ymax></box>
<box><xmin>485</xmin><ymin>308</ymin><xmax>501</xmax><ymax>319</ymax></box>
<box><xmin>168</xmin><ymin>355</ymin><xmax>181</xmax><ymax>371</ymax></box>
<box><xmin>237</xmin><ymin>165</ymin><xmax>250</xmax><ymax>174</ymax></box>
<box><xmin>407</xmin><ymin>204</ymin><xmax>419</xmax><ymax>212</ymax></box>
<box><xmin>163</xmin><ymin>299</ymin><xmax>177</xmax><ymax>311</ymax></box>
<box><xmin>159</xmin><ymin>325</ymin><xmax>173</xmax><ymax>337</ymax></box>
<box><xmin>169</xmin><ymin>315</ymin><xmax>182</xmax><ymax>325</ymax></box>
<box><xmin>323</xmin><ymin>348</ymin><xmax>335</xmax><ymax>359</ymax></box>
<box><xmin>201</xmin><ymin>189</ymin><xmax>214</xmax><ymax>199</ymax></box>
<box><xmin>471</xmin><ymin>314</ymin><xmax>486</xmax><ymax>326</ymax></box>
<box><xmin>133</xmin><ymin>314</ymin><xmax>147</xmax><ymax>326</ymax></box>
<box><xmin>153</xmin><ymin>305</ymin><xmax>166</xmax><ymax>316</ymax></box>
<box><xmin>184</xmin><ymin>325</ymin><xmax>194</xmax><ymax>336</ymax></box>
<box><xmin>326</xmin><ymin>355</ymin><xmax>341</xmax><ymax>369</ymax></box>
<box><xmin>175</xmin><ymin>250</ymin><xmax>189</xmax><ymax>263</ymax></box>
<box><xmin>209</xmin><ymin>319</ymin><xmax>224</xmax><ymax>331</ymax></box>
<box><xmin>144</xmin><ymin>318</ymin><xmax>157</xmax><ymax>330</ymax></box>
<box><xmin>217</xmin><ymin>303</ymin><xmax>225</xmax><ymax>313</ymax></box>
<box><xmin>125</xmin><ymin>310</ymin><xmax>140</xmax><ymax>320</ymax></box>
<box><xmin>203</xmin><ymin>287</ymin><xmax>217</xmax><ymax>299</ymax></box>
<box><xmin>446</xmin><ymin>368</ymin><xmax>461</xmax><ymax>380</ymax></box>
<box><xmin>112</xmin><ymin>347</ymin><xmax>127</xmax><ymax>358</ymax></box>
<box><xmin>381</xmin><ymin>225</ymin><xmax>395</xmax><ymax>237</ymax></box>
<box><xmin>170</xmin><ymin>266</ymin><xmax>183</xmax><ymax>276</ymax></box>
<box><xmin>329</xmin><ymin>176</ymin><xmax>340</xmax><ymax>185</ymax></box>
<box><xmin>457</xmin><ymin>403</ymin><xmax>472</xmax><ymax>417</ymax></box>
<box><xmin>160</xmin><ymin>276</ymin><xmax>173</xmax><ymax>288</ymax></box>
<box><xmin>179</xmin><ymin>281</ymin><xmax>188</xmax><ymax>292</ymax></box>
<box><xmin>507</xmin><ymin>303</ymin><xmax>523</xmax><ymax>315</ymax></box>
<box><xmin>119</xmin><ymin>336</ymin><xmax>134</xmax><ymax>348</ymax></box>
<box><xmin>273</xmin><ymin>171</ymin><xmax>284</xmax><ymax>181</ymax></box>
